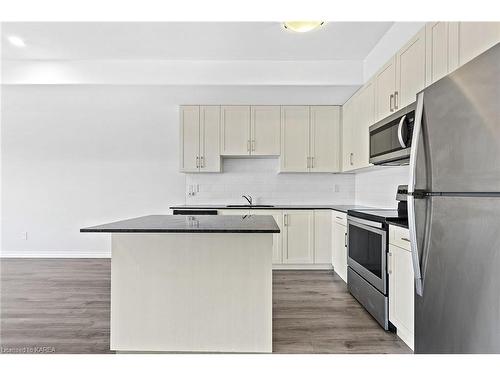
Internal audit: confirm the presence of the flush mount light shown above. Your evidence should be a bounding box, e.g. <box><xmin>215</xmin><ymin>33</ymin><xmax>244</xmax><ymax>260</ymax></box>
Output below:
<box><xmin>283</xmin><ymin>21</ymin><xmax>325</xmax><ymax>33</ymax></box>
<box><xmin>7</xmin><ymin>35</ymin><xmax>26</xmax><ymax>47</ymax></box>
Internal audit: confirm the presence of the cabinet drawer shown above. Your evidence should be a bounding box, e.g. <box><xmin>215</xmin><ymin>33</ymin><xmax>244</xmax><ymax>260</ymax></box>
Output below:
<box><xmin>332</xmin><ymin>211</ymin><xmax>347</xmax><ymax>226</ymax></box>
<box><xmin>389</xmin><ymin>225</ymin><xmax>411</xmax><ymax>251</ymax></box>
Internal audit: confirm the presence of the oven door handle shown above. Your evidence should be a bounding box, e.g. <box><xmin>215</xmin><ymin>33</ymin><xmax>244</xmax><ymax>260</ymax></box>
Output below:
<box><xmin>397</xmin><ymin>115</ymin><xmax>407</xmax><ymax>148</ymax></box>
<box><xmin>347</xmin><ymin>218</ymin><xmax>386</xmax><ymax>236</ymax></box>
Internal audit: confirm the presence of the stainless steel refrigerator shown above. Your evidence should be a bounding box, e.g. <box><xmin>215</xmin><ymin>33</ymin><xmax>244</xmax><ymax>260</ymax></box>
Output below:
<box><xmin>408</xmin><ymin>42</ymin><xmax>500</xmax><ymax>353</ymax></box>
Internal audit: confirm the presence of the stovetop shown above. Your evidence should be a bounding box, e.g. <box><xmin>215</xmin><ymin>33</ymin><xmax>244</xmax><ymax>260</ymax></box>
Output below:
<box><xmin>347</xmin><ymin>208</ymin><xmax>408</xmax><ymax>227</ymax></box>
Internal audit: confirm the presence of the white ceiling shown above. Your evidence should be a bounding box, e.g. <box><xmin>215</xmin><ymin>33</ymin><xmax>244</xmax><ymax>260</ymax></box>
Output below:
<box><xmin>2</xmin><ymin>22</ymin><xmax>393</xmax><ymax>61</ymax></box>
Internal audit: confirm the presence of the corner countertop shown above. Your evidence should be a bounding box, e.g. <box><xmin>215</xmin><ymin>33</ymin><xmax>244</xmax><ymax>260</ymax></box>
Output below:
<box><xmin>80</xmin><ymin>214</ymin><xmax>280</xmax><ymax>234</ymax></box>
<box><xmin>169</xmin><ymin>204</ymin><xmax>375</xmax><ymax>213</ymax></box>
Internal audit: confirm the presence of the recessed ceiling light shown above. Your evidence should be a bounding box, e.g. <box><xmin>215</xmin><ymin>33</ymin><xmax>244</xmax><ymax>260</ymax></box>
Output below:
<box><xmin>283</xmin><ymin>21</ymin><xmax>325</xmax><ymax>33</ymax></box>
<box><xmin>7</xmin><ymin>35</ymin><xmax>26</xmax><ymax>47</ymax></box>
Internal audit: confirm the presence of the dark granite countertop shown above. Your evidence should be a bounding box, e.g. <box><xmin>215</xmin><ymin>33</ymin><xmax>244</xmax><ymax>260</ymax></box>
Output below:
<box><xmin>80</xmin><ymin>214</ymin><xmax>280</xmax><ymax>234</ymax></box>
<box><xmin>386</xmin><ymin>217</ymin><xmax>409</xmax><ymax>229</ymax></box>
<box><xmin>170</xmin><ymin>204</ymin><xmax>375</xmax><ymax>213</ymax></box>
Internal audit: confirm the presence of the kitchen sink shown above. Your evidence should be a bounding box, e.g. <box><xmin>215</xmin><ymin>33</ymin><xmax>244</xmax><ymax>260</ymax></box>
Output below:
<box><xmin>226</xmin><ymin>204</ymin><xmax>275</xmax><ymax>208</ymax></box>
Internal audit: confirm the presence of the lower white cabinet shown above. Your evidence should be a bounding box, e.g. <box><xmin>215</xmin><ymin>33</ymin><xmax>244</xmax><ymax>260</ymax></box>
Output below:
<box><xmin>331</xmin><ymin>212</ymin><xmax>348</xmax><ymax>282</ymax></box>
<box><xmin>282</xmin><ymin>210</ymin><xmax>314</xmax><ymax>264</ymax></box>
<box><xmin>249</xmin><ymin>209</ymin><xmax>283</xmax><ymax>264</ymax></box>
<box><xmin>388</xmin><ymin>225</ymin><xmax>414</xmax><ymax>350</ymax></box>
<box><xmin>313</xmin><ymin>210</ymin><xmax>333</xmax><ymax>264</ymax></box>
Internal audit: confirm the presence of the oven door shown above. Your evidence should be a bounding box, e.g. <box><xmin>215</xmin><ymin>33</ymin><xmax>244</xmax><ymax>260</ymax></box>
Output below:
<box><xmin>347</xmin><ymin>217</ymin><xmax>387</xmax><ymax>294</ymax></box>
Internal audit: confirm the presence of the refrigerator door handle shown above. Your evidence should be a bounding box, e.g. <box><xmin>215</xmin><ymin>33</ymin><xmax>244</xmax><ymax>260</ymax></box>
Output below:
<box><xmin>408</xmin><ymin>195</ymin><xmax>424</xmax><ymax>296</ymax></box>
<box><xmin>409</xmin><ymin>91</ymin><xmax>425</xmax><ymax>296</ymax></box>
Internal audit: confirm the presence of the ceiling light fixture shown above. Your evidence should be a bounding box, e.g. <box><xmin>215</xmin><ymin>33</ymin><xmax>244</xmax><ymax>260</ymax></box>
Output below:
<box><xmin>7</xmin><ymin>35</ymin><xmax>26</xmax><ymax>47</ymax></box>
<box><xmin>283</xmin><ymin>21</ymin><xmax>325</xmax><ymax>33</ymax></box>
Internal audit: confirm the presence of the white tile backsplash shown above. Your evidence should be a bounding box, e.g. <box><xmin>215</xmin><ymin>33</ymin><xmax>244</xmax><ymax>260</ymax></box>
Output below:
<box><xmin>354</xmin><ymin>166</ymin><xmax>409</xmax><ymax>208</ymax></box>
<box><xmin>186</xmin><ymin>158</ymin><xmax>355</xmax><ymax>205</ymax></box>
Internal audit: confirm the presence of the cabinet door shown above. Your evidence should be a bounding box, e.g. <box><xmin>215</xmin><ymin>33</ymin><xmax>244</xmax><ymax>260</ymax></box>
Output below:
<box><xmin>389</xmin><ymin>244</ymin><xmax>415</xmax><ymax>349</ymax></box>
<box><xmin>200</xmin><ymin>106</ymin><xmax>221</xmax><ymax>172</ymax></box>
<box><xmin>283</xmin><ymin>210</ymin><xmax>314</xmax><ymax>264</ymax></box>
<box><xmin>396</xmin><ymin>28</ymin><xmax>426</xmax><ymax>109</ymax></box>
<box><xmin>220</xmin><ymin>106</ymin><xmax>251</xmax><ymax>155</ymax></box>
<box><xmin>250</xmin><ymin>106</ymin><xmax>281</xmax><ymax>156</ymax></box>
<box><xmin>180</xmin><ymin>105</ymin><xmax>200</xmax><ymax>172</ymax></box>
<box><xmin>458</xmin><ymin>22</ymin><xmax>500</xmax><ymax>66</ymax></box>
<box><xmin>426</xmin><ymin>22</ymin><xmax>452</xmax><ymax>86</ymax></box>
<box><xmin>310</xmin><ymin>106</ymin><xmax>341</xmax><ymax>172</ymax></box>
<box><xmin>332</xmin><ymin>222</ymin><xmax>347</xmax><ymax>282</ymax></box>
<box><xmin>313</xmin><ymin>210</ymin><xmax>332</xmax><ymax>264</ymax></box>
<box><xmin>341</xmin><ymin>97</ymin><xmax>355</xmax><ymax>172</ymax></box>
<box><xmin>250</xmin><ymin>209</ymin><xmax>283</xmax><ymax>264</ymax></box>
<box><xmin>353</xmin><ymin>81</ymin><xmax>374</xmax><ymax>169</ymax></box>
<box><xmin>280</xmin><ymin>106</ymin><xmax>310</xmax><ymax>172</ymax></box>
<box><xmin>374</xmin><ymin>57</ymin><xmax>397</xmax><ymax>121</ymax></box>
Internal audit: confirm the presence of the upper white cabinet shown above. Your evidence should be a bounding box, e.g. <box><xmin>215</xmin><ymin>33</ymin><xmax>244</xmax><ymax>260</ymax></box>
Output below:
<box><xmin>425</xmin><ymin>22</ymin><xmax>456</xmax><ymax>85</ymax></box>
<box><xmin>310</xmin><ymin>106</ymin><xmax>341</xmax><ymax>172</ymax></box>
<box><xmin>280</xmin><ymin>106</ymin><xmax>310</xmax><ymax>172</ymax></box>
<box><xmin>281</xmin><ymin>106</ymin><xmax>341</xmax><ymax>173</ymax></box>
<box><xmin>396</xmin><ymin>28</ymin><xmax>426</xmax><ymax>109</ymax></box>
<box><xmin>250</xmin><ymin>106</ymin><xmax>281</xmax><ymax>156</ymax></box>
<box><xmin>374</xmin><ymin>27</ymin><xmax>426</xmax><ymax>122</ymax></box>
<box><xmin>220</xmin><ymin>106</ymin><xmax>251</xmax><ymax>155</ymax></box>
<box><xmin>180</xmin><ymin>105</ymin><xmax>221</xmax><ymax>173</ymax></box>
<box><xmin>457</xmin><ymin>22</ymin><xmax>500</xmax><ymax>66</ymax></box>
<box><xmin>282</xmin><ymin>210</ymin><xmax>314</xmax><ymax>264</ymax></box>
<box><xmin>374</xmin><ymin>57</ymin><xmax>397</xmax><ymax>121</ymax></box>
<box><xmin>342</xmin><ymin>80</ymin><xmax>374</xmax><ymax>172</ymax></box>
<box><xmin>221</xmin><ymin>105</ymin><xmax>281</xmax><ymax>156</ymax></box>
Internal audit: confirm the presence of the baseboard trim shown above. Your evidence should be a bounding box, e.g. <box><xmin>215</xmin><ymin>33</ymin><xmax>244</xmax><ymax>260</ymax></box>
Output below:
<box><xmin>273</xmin><ymin>264</ymin><xmax>333</xmax><ymax>270</ymax></box>
<box><xmin>0</xmin><ymin>251</ymin><xmax>111</xmax><ymax>258</ymax></box>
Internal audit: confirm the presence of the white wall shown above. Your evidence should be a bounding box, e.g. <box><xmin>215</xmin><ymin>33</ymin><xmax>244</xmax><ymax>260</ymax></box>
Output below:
<box><xmin>185</xmin><ymin>158</ymin><xmax>355</xmax><ymax>206</ymax></box>
<box><xmin>354</xmin><ymin>166</ymin><xmax>409</xmax><ymax>208</ymax></box>
<box><xmin>1</xmin><ymin>85</ymin><xmax>357</xmax><ymax>257</ymax></box>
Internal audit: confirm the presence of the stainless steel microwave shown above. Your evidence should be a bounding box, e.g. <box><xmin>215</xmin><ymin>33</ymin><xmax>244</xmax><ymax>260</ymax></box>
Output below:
<box><xmin>369</xmin><ymin>103</ymin><xmax>416</xmax><ymax>165</ymax></box>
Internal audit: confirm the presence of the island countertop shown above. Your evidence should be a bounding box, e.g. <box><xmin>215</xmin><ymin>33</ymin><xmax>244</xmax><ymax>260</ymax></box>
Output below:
<box><xmin>80</xmin><ymin>214</ymin><xmax>280</xmax><ymax>233</ymax></box>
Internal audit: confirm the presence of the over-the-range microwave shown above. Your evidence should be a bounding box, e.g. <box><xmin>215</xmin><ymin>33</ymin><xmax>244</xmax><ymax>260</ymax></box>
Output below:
<box><xmin>369</xmin><ymin>103</ymin><xmax>416</xmax><ymax>166</ymax></box>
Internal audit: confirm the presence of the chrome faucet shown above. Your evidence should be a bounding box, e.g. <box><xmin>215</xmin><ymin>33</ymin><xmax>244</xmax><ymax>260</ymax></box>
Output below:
<box><xmin>242</xmin><ymin>195</ymin><xmax>253</xmax><ymax>206</ymax></box>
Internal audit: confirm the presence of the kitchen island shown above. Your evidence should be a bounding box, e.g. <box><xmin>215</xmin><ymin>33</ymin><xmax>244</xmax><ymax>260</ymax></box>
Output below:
<box><xmin>81</xmin><ymin>214</ymin><xmax>279</xmax><ymax>353</ymax></box>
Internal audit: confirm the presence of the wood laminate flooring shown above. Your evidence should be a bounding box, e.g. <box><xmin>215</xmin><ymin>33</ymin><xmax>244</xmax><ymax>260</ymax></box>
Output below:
<box><xmin>0</xmin><ymin>259</ymin><xmax>411</xmax><ymax>354</ymax></box>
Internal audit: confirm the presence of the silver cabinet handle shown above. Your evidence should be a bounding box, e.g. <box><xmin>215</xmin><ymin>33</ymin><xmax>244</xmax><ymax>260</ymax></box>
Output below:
<box><xmin>251</xmin><ymin>140</ymin><xmax>255</xmax><ymax>151</ymax></box>
<box><xmin>394</xmin><ymin>91</ymin><xmax>399</xmax><ymax>110</ymax></box>
<box><xmin>344</xmin><ymin>232</ymin><xmax>347</xmax><ymax>248</ymax></box>
<box><xmin>196</xmin><ymin>156</ymin><xmax>199</xmax><ymax>168</ymax></box>
<box><xmin>349</xmin><ymin>153</ymin><xmax>354</xmax><ymax>166</ymax></box>
<box><xmin>306</xmin><ymin>157</ymin><xmax>310</xmax><ymax>168</ymax></box>
<box><xmin>311</xmin><ymin>156</ymin><xmax>314</xmax><ymax>168</ymax></box>
<box><xmin>390</xmin><ymin>94</ymin><xmax>394</xmax><ymax>112</ymax></box>
<box><xmin>284</xmin><ymin>214</ymin><xmax>288</xmax><ymax>226</ymax></box>
<box><xmin>247</xmin><ymin>140</ymin><xmax>250</xmax><ymax>152</ymax></box>
<box><xmin>401</xmin><ymin>237</ymin><xmax>410</xmax><ymax>242</ymax></box>
<box><xmin>388</xmin><ymin>252</ymin><xmax>393</xmax><ymax>274</ymax></box>
<box><xmin>200</xmin><ymin>156</ymin><xmax>205</xmax><ymax>168</ymax></box>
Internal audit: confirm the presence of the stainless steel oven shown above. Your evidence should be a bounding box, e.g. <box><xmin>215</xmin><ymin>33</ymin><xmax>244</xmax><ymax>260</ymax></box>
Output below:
<box><xmin>369</xmin><ymin>103</ymin><xmax>416</xmax><ymax>166</ymax></box>
<box><xmin>347</xmin><ymin>215</ymin><xmax>390</xmax><ymax>330</ymax></box>
<box><xmin>347</xmin><ymin>216</ymin><xmax>387</xmax><ymax>294</ymax></box>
